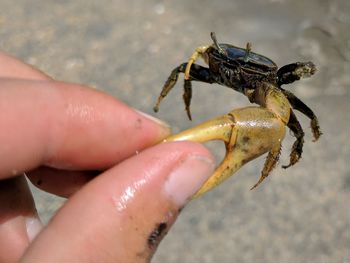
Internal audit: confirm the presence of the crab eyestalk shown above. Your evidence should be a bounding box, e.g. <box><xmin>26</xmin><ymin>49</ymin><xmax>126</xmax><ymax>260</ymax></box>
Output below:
<box><xmin>210</xmin><ymin>32</ymin><xmax>226</xmax><ymax>56</ymax></box>
<box><xmin>244</xmin><ymin>42</ymin><xmax>252</xmax><ymax>63</ymax></box>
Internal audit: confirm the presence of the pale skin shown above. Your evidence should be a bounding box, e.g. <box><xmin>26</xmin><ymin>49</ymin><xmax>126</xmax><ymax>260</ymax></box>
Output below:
<box><xmin>0</xmin><ymin>52</ymin><xmax>215</xmax><ymax>262</ymax></box>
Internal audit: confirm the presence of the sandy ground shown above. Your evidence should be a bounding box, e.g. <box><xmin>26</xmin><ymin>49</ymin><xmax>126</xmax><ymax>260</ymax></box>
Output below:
<box><xmin>0</xmin><ymin>0</ymin><xmax>349</xmax><ymax>262</ymax></box>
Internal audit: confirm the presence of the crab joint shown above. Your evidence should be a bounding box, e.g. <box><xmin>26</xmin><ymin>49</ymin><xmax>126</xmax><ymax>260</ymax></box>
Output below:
<box><xmin>184</xmin><ymin>45</ymin><xmax>210</xmax><ymax>80</ymax></box>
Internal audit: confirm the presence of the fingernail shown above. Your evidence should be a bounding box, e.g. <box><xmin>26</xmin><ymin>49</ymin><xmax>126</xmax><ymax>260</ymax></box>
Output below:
<box><xmin>164</xmin><ymin>155</ymin><xmax>215</xmax><ymax>205</ymax></box>
<box><xmin>25</xmin><ymin>217</ymin><xmax>43</xmax><ymax>242</ymax></box>
<box><xmin>134</xmin><ymin>109</ymin><xmax>170</xmax><ymax>130</ymax></box>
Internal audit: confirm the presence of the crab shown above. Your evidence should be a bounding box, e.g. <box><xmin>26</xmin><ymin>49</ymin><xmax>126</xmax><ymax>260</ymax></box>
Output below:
<box><xmin>154</xmin><ymin>32</ymin><xmax>321</xmax><ymax>197</ymax></box>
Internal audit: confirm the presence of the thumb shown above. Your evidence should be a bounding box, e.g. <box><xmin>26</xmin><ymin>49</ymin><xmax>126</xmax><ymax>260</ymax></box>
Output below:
<box><xmin>21</xmin><ymin>141</ymin><xmax>214</xmax><ymax>262</ymax></box>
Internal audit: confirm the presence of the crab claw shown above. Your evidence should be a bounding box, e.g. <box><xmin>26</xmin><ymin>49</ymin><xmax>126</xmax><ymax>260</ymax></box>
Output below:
<box><xmin>164</xmin><ymin>113</ymin><xmax>237</xmax><ymax>197</ymax></box>
<box><xmin>164</xmin><ymin>106</ymin><xmax>286</xmax><ymax>197</ymax></box>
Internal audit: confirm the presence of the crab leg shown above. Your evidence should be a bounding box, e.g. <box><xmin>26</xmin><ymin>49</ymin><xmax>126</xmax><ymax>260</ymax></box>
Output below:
<box><xmin>184</xmin><ymin>45</ymin><xmax>210</xmax><ymax>80</ymax></box>
<box><xmin>154</xmin><ymin>63</ymin><xmax>216</xmax><ymax>119</ymax></box>
<box><xmin>282</xmin><ymin>110</ymin><xmax>304</xmax><ymax>169</ymax></box>
<box><xmin>153</xmin><ymin>63</ymin><xmax>187</xmax><ymax>113</ymax></box>
<box><xmin>277</xmin><ymin>62</ymin><xmax>316</xmax><ymax>86</ymax></box>
<box><xmin>250</xmin><ymin>143</ymin><xmax>281</xmax><ymax>190</ymax></box>
<box><xmin>281</xmin><ymin>88</ymin><xmax>321</xmax><ymax>141</ymax></box>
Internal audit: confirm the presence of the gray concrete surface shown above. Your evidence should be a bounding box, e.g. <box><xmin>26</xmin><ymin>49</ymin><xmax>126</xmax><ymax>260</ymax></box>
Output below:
<box><xmin>1</xmin><ymin>0</ymin><xmax>349</xmax><ymax>262</ymax></box>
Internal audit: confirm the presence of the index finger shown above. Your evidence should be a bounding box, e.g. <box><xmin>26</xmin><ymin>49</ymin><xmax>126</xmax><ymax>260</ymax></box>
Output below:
<box><xmin>0</xmin><ymin>79</ymin><xmax>170</xmax><ymax>179</ymax></box>
<box><xmin>0</xmin><ymin>52</ymin><xmax>51</xmax><ymax>81</ymax></box>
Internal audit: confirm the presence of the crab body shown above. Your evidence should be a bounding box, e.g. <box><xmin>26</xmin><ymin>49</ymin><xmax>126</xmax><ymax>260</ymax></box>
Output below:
<box><xmin>154</xmin><ymin>32</ymin><xmax>321</xmax><ymax>197</ymax></box>
<box><xmin>205</xmin><ymin>43</ymin><xmax>278</xmax><ymax>92</ymax></box>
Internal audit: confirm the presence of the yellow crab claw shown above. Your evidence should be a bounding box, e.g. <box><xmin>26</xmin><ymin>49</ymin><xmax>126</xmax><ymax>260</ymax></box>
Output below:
<box><xmin>164</xmin><ymin>114</ymin><xmax>237</xmax><ymax>197</ymax></box>
<box><xmin>164</xmin><ymin>106</ymin><xmax>286</xmax><ymax>198</ymax></box>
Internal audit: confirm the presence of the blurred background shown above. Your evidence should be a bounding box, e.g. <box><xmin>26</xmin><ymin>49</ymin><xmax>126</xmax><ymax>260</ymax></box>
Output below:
<box><xmin>0</xmin><ymin>0</ymin><xmax>349</xmax><ymax>262</ymax></box>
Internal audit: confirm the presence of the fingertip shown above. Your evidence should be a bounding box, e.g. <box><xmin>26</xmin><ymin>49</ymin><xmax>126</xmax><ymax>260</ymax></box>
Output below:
<box><xmin>130</xmin><ymin>109</ymin><xmax>171</xmax><ymax>146</ymax></box>
<box><xmin>134</xmin><ymin>109</ymin><xmax>170</xmax><ymax>132</ymax></box>
<box><xmin>0</xmin><ymin>52</ymin><xmax>51</xmax><ymax>80</ymax></box>
<box><xmin>133</xmin><ymin>109</ymin><xmax>171</xmax><ymax>142</ymax></box>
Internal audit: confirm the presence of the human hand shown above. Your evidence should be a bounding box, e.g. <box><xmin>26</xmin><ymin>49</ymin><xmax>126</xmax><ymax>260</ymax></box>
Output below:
<box><xmin>0</xmin><ymin>52</ymin><xmax>215</xmax><ymax>262</ymax></box>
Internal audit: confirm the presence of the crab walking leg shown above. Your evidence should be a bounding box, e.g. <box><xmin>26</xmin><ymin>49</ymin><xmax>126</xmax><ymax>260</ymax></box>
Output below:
<box><xmin>182</xmin><ymin>80</ymin><xmax>193</xmax><ymax>120</ymax></box>
<box><xmin>283</xmin><ymin>110</ymin><xmax>304</xmax><ymax>169</ymax></box>
<box><xmin>184</xmin><ymin>45</ymin><xmax>210</xmax><ymax>80</ymax></box>
<box><xmin>250</xmin><ymin>142</ymin><xmax>282</xmax><ymax>190</ymax></box>
<box><xmin>277</xmin><ymin>62</ymin><xmax>316</xmax><ymax>86</ymax></box>
<box><xmin>153</xmin><ymin>63</ymin><xmax>187</xmax><ymax>113</ymax></box>
<box><xmin>280</xmin><ymin>88</ymin><xmax>321</xmax><ymax>141</ymax></box>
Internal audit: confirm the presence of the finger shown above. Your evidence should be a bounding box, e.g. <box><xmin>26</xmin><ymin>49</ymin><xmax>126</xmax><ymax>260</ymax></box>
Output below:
<box><xmin>0</xmin><ymin>52</ymin><xmax>51</xmax><ymax>80</ymax></box>
<box><xmin>0</xmin><ymin>176</ymin><xmax>42</xmax><ymax>263</ymax></box>
<box><xmin>27</xmin><ymin>167</ymin><xmax>98</xmax><ymax>198</ymax></box>
<box><xmin>0</xmin><ymin>79</ymin><xmax>170</xmax><ymax>178</ymax></box>
<box><xmin>21</xmin><ymin>142</ymin><xmax>215</xmax><ymax>262</ymax></box>
<box><xmin>0</xmin><ymin>53</ymin><xmax>63</xmax><ymax>262</ymax></box>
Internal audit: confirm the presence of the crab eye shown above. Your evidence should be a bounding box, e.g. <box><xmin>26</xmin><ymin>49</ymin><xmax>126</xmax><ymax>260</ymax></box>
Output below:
<box><xmin>243</xmin><ymin>42</ymin><xmax>252</xmax><ymax>63</ymax></box>
<box><xmin>211</xmin><ymin>32</ymin><xmax>227</xmax><ymax>56</ymax></box>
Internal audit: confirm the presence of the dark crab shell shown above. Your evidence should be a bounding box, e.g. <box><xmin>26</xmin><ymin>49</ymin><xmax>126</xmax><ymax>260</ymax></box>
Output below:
<box><xmin>211</xmin><ymin>43</ymin><xmax>278</xmax><ymax>72</ymax></box>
